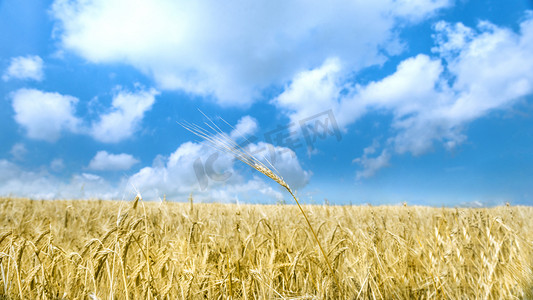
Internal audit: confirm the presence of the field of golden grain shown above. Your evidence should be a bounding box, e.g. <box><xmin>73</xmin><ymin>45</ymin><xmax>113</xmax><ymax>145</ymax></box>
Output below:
<box><xmin>0</xmin><ymin>197</ymin><xmax>532</xmax><ymax>299</ymax></box>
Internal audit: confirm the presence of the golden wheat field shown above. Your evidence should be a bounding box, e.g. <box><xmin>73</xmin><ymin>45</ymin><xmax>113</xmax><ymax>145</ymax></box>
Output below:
<box><xmin>0</xmin><ymin>197</ymin><xmax>532</xmax><ymax>299</ymax></box>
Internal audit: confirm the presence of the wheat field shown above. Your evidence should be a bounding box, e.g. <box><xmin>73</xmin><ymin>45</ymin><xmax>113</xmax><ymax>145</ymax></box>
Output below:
<box><xmin>0</xmin><ymin>197</ymin><xmax>532</xmax><ymax>299</ymax></box>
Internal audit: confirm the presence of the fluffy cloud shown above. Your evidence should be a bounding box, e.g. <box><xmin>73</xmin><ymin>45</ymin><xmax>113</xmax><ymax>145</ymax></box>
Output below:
<box><xmin>434</xmin><ymin>19</ymin><xmax>533</xmax><ymax>121</ymax></box>
<box><xmin>90</xmin><ymin>87</ymin><xmax>159</xmax><ymax>143</ymax></box>
<box><xmin>128</xmin><ymin>138</ymin><xmax>310</xmax><ymax>202</ymax></box>
<box><xmin>10</xmin><ymin>86</ymin><xmax>158</xmax><ymax>143</ymax></box>
<box><xmin>230</xmin><ymin>115</ymin><xmax>258</xmax><ymax>139</ymax></box>
<box><xmin>246</xmin><ymin>142</ymin><xmax>311</xmax><ymax>190</ymax></box>
<box><xmin>2</xmin><ymin>55</ymin><xmax>44</xmax><ymax>81</ymax></box>
<box><xmin>88</xmin><ymin>151</ymin><xmax>140</xmax><ymax>171</ymax></box>
<box><xmin>0</xmin><ymin>159</ymin><xmax>122</xmax><ymax>199</ymax></box>
<box><xmin>50</xmin><ymin>0</ymin><xmax>450</xmax><ymax>106</ymax></box>
<box><xmin>393</xmin><ymin>0</ymin><xmax>452</xmax><ymax>21</ymax></box>
<box><xmin>353</xmin><ymin>141</ymin><xmax>391</xmax><ymax>179</ymax></box>
<box><xmin>11</xmin><ymin>89</ymin><xmax>81</xmax><ymax>142</ymax></box>
<box><xmin>275</xmin><ymin>15</ymin><xmax>533</xmax><ymax>177</ymax></box>
<box><xmin>274</xmin><ymin>58</ymin><xmax>349</xmax><ymax>126</ymax></box>
<box><xmin>128</xmin><ymin>141</ymin><xmax>238</xmax><ymax>200</ymax></box>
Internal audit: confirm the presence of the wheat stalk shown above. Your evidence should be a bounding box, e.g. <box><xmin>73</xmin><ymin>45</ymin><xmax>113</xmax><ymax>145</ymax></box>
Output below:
<box><xmin>179</xmin><ymin>115</ymin><xmax>341</xmax><ymax>292</ymax></box>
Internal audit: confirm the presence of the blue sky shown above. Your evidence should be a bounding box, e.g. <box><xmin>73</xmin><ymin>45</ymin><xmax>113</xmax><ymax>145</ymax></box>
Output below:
<box><xmin>1</xmin><ymin>0</ymin><xmax>533</xmax><ymax>206</ymax></box>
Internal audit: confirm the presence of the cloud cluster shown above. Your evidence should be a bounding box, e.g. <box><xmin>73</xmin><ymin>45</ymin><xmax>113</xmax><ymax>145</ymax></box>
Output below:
<box><xmin>230</xmin><ymin>115</ymin><xmax>258</xmax><ymax>139</ymax></box>
<box><xmin>0</xmin><ymin>139</ymin><xmax>309</xmax><ymax>201</ymax></box>
<box><xmin>353</xmin><ymin>140</ymin><xmax>391</xmax><ymax>179</ymax></box>
<box><xmin>5</xmin><ymin>0</ymin><xmax>530</xmax><ymax>203</ymax></box>
<box><xmin>0</xmin><ymin>159</ymin><xmax>122</xmax><ymax>200</ymax></box>
<box><xmin>90</xmin><ymin>87</ymin><xmax>159</xmax><ymax>142</ymax></box>
<box><xmin>0</xmin><ymin>115</ymin><xmax>307</xmax><ymax>201</ymax></box>
<box><xmin>10</xmin><ymin>86</ymin><xmax>158</xmax><ymax>143</ymax></box>
<box><xmin>1</xmin><ymin>115</ymin><xmax>309</xmax><ymax>201</ymax></box>
<box><xmin>274</xmin><ymin>16</ymin><xmax>533</xmax><ymax>177</ymax></box>
<box><xmin>50</xmin><ymin>0</ymin><xmax>451</xmax><ymax>105</ymax></box>
<box><xmin>128</xmin><ymin>119</ymin><xmax>311</xmax><ymax>201</ymax></box>
<box><xmin>3</xmin><ymin>55</ymin><xmax>44</xmax><ymax>81</ymax></box>
<box><xmin>11</xmin><ymin>89</ymin><xmax>81</xmax><ymax>142</ymax></box>
<box><xmin>88</xmin><ymin>151</ymin><xmax>139</xmax><ymax>171</ymax></box>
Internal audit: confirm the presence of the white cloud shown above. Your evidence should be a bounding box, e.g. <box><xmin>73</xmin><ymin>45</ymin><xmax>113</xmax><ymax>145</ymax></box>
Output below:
<box><xmin>274</xmin><ymin>58</ymin><xmax>350</xmax><ymax>126</ymax></box>
<box><xmin>0</xmin><ymin>159</ymin><xmax>123</xmax><ymax>200</ymax></box>
<box><xmin>1</xmin><ymin>137</ymin><xmax>305</xmax><ymax>201</ymax></box>
<box><xmin>353</xmin><ymin>141</ymin><xmax>391</xmax><ymax>179</ymax></box>
<box><xmin>393</xmin><ymin>0</ymin><xmax>452</xmax><ymax>22</ymax></box>
<box><xmin>432</xmin><ymin>21</ymin><xmax>474</xmax><ymax>56</ymax></box>
<box><xmin>230</xmin><ymin>115</ymin><xmax>258</xmax><ymax>139</ymax></box>
<box><xmin>90</xmin><ymin>87</ymin><xmax>159</xmax><ymax>143</ymax></box>
<box><xmin>10</xmin><ymin>143</ymin><xmax>27</xmax><ymax>161</ymax></box>
<box><xmin>275</xmin><ymin>14</ymin><xmax>533</xmax><ymax>177</ymax></box>
<box><xmin>358</xmin><ymin>54</ymin><xmax>456</xmax><ymax>155</ymax></box>
<box><xmin>245</xmin><ymin>142</ymin><xmax>311</xmax><ymax>190</ymax></box>
<box><xmin>128</xmin><ymin>133</ymin><xmax>310</xmax><ymax>202</ymax></box>
<box><xmin>11</xmin><ymin>89</ymin><xmax>81</xmax><ymax>142</ymax></box>
<box><xmin>10</xmin><ymin>86</ymin><xmax>159</xmax><ymax>144</ymax></box>
<box><xmin>50</xmin><ymin>0</ymin><xmax>450</xmax><ymax>106</ymax></box>
<box><xmin>435</xmin><ymin>18</ymin><xmax>533</xmax><ymax>121</ymax></box>
<box><xmin>127</xmin><ymin>141</ymin><xmax>235</xmax><ymax>201</ymax></box>
<box><xmin>208</xmin><ymin>177</ymin><xmax>284</xmax><ymax>204</ymax></box>
<box><xmin>3</xmin><ymin>55</ymin><xmax>44</xmax><ymax>81</ymax></box>
<box><xmin>88</xmin><ymin>151</ymin><xmax>140</xmax><ymax>171</ymax></box>
<box><xmin>81</xmin><ymin>173</ymin><xmax>102</xmax><ymax>181</ymax></box>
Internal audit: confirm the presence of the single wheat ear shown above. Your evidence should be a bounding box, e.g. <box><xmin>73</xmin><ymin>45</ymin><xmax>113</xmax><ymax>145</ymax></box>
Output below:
<box><xmin>179</xmin><ymin>115</ymin><xmax>340</xmax><ymax>291</ymax></box>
